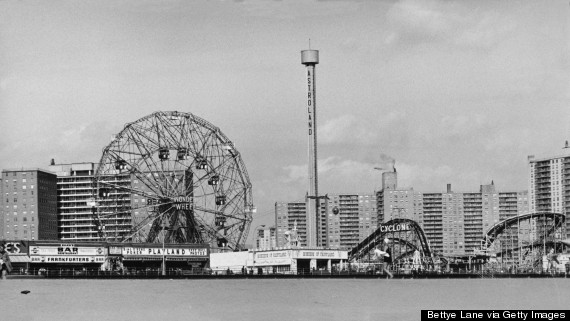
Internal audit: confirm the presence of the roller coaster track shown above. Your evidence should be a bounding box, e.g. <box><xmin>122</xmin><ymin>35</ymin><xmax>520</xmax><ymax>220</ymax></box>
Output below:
<box><xmin>483</xmin><ymin>212</ymin><xmax>565</xmax><ymax>250</ymax></box>
<box><xmin>348</xmin><ymin>218</ymin><xmax>433</xmax><ymax>262</ymax></box>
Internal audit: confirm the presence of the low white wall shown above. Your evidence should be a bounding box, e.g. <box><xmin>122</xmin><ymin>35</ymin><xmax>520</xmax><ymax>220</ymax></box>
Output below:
<box><xmin>210</xmin><ymin>251</ymin><xmax>252</xmax><ymax>271</ymax></box>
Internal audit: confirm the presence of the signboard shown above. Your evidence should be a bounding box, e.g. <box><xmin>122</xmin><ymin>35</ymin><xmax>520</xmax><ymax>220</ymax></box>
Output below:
<box><xmin>122</xmin><ymin>247</ymin><xmax>207</xmax><ymax>257</ymax></box>
<box><xmin>30</xmin><ymin>245</ymin><xmax>105</xmax><ymax>256</ymax></box>
<box><xmin>297</xmin><ymin>250</ymin><xmax>348</xmax><ymax>260</ymax></box>
<box><xmin>307</xmin><ymin>68</ymin><xmax>315</xmax><ymax>136</ymax></box>
<box><xmin>148</xmin><ymin>197</ymin><xmax>192</xmax><ymax>210</ymax></box>
<box><xmin>109</xmin><ymin>246</ymin><xmax>123</xmax><ymax>255</ymax></box>
<box><xmin>378</xmin><ymin>222</ymin><xmax>412</xmax><ymax>233</ymax></box>
<box><xmin>254</xmin><ymin>250</ymin><xmax>292</xmax><ymax>266</ymax></box>
<box><xmin>2</xmin><ymin>241</ymin><xmax>30</xmax><ymax>254</ymax></box>
<box><xmin>31</xmin><ymin>256</ymin><xmax>105</xmax><ymax>263</ymax></box>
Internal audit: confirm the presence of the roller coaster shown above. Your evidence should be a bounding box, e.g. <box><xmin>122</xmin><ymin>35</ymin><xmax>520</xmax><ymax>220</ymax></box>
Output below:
<box><xmin>348</xmin><ymin>218</ymin><xmax>437</xmax><ymax>271</ymax></box>
<box><xmin>349</xmin><ymin>212</ymin><xmax>567</xmax><ymax>273</ymax></box>
<box><xmin>480</xmin><ymin>212</ymin><xmax>566</xmax><ymax>272</ymax></box>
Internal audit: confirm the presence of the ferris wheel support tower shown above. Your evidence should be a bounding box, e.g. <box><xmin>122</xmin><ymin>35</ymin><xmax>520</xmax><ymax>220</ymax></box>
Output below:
<box><xmin>301</xmin><ymin>49</ymin><xmax>319</xmax><ymax>248</ymax></box>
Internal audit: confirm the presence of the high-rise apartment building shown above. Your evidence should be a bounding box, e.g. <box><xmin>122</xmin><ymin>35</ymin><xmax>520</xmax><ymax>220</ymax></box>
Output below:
<box><xmin>275</xmin><ymin>193</ymin><xmax>377</xmax><ymax>250</ymax></box>
<box><xmin>1</xmin><ymin>168</ymin><xmax>58</xmax><ymax>240</ymax></box>
<box><xmin>47</xmin><ymin>162</ymin><xmax>132</xmax><ymax>241</ymax></box>
<box><xmin>528</xmin><ymin>145</ymin><xmax>570</xmax><ymax>239</ymax></box>
<box><xmin>255</xmin><ymin>226</ymin><xmax>276</xmax><ymax>250</ymax></box>
<box><xmin>376</xmin><ymin>175</ymin><xmax>529</xmax><ymax>256</ymax></box>
<box><xmin>48</xmin><ymin>162</ymin><xmax>98</xmax><ymax>241</ymax></box>
<box><xmin>275</xmin><ymin>201</ymin><xmax>307</xmax><ymax>247</ymax></box>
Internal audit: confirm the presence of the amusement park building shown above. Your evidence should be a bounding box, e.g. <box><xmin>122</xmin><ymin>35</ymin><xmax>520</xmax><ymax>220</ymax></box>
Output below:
<box><xmin>528</xmin><ymin>145</ymin><xmax>570</xmax><ymax>239</ymax></box>
<box><xmin>376</xmin><ymin>171</ymin><xmax>529</xmax><ymax>256</ymax></box>
<box><xmin>275</xmin><ymin>193</ymin><xmax>377</xmax><ymax>250</ymax></box>
<box><xmin>1</xmin><ymin>168</ymin><xmax>58</xmax><ymax>241</ymax></box>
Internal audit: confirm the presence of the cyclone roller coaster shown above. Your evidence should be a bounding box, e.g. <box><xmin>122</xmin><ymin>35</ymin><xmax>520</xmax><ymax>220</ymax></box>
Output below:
<box><xmin>349</xmin><ymin>213</ymin><xmax>567</xmax><ymax>273</ymax></box>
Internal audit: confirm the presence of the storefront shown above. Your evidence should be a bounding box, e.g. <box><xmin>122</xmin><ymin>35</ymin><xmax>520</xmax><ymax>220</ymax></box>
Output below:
<box><xmin>293</xmin><ymin>249</ymin><xmax>348</xmax><ymax>274</ymax></box>
<box><xmin>113</xmin><ymin>243</ymin><xmax>210</xmax><ymax>273</ymax></box>
<box><xmin>252</xmin><ymin>249</ymin><xmax>348</xmax><ymax>274</ymax></box>
<box><xmin>2</xmin><ymin>240</ymin><xmax>32</xmax><ymax>272</ymax></box>
<box><xmin>253</xmin><ymin>250</ymin><xmax>293</xmax><ymax>274</ymax></box>
<box><xmin>29</xmin><ymin>242</ymin><xmax>107</xmax><ymax>270</ymax></box>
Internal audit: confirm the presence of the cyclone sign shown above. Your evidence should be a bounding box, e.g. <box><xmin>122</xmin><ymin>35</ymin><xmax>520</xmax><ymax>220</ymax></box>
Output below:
<box><xmin>378</xmin><ymin>222</ymin><xmax>411</xmax><ymax>233</ymax></box>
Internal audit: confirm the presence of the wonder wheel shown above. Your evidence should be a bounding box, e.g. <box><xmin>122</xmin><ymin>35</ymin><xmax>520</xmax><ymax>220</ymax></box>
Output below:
<box><xmin>93</xmin><ymin>111</ymin><xmax>254</xmax><ymax>250</ymax></box>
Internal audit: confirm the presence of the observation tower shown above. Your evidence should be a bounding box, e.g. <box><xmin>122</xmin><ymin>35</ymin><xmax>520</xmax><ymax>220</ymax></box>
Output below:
<box><xmin>301</xmin><ymin>49</ymin><xmax>319</xmax><ymax>248</ymax></box>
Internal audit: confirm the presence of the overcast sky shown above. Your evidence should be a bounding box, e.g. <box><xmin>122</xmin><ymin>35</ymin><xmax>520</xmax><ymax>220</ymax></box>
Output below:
<box><xmin>1</xmin><ymin>0</ymin><xmax>569</xmax><ymax>237</ymax></box>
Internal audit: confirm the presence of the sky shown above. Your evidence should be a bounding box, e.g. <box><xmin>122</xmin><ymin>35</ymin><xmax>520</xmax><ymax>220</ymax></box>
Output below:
<box><xmin>1</xmin><ymin>0</ymin><xmax>569</xmax><ymax>242</ymax></box>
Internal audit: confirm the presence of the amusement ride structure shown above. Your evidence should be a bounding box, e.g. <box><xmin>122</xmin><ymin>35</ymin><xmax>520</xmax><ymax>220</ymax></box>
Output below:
<box><xmin>479</xmin><ymin>212</ymin><xmax>566</xmax><ymax>271</ymax></box>
<box><xmin>348</xmin><ymin>212</ymin><xmax>567</xmax><ymax>273</ymax></box>
<box><xmin>348</xmin><ymin>218</ymin><xmax>436</xmax><ymax>270</ymax></box>
<box><xmin>92</xmin><ymin>111</ymin><xmax>254</xmax><ymax>251</ymax></box>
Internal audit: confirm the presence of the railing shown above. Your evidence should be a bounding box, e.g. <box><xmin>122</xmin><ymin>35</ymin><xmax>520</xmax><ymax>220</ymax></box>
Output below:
<box><xmin>10</xmin><ymin>267</ymin><xmax>214</xmax><ymax>278</ymax></box>
<box><xmin>7</xmin><ymin>265</ymin><xmax>570</xmax><ymax>278</ymax></box>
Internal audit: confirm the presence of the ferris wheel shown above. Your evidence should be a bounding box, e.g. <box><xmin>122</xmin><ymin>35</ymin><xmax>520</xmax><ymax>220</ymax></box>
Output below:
<box><xmin>93</xmin><ymin>111</ymin><xmax>254</xmax><ymax>250</ymax></box>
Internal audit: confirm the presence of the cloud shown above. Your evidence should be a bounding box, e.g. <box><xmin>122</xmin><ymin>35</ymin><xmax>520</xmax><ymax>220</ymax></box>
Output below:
<box><xmin>319</xmin><ymin>111</ymin><xmax>407</xmax><ymax>146</ymax></box>
<box><xmin>236</xmin><ymin>0</ymin><xmax>360</xmax><ymax>19</ymax></box>
<box><xmin>0</xmin><ymin>120</ymin><xmax>118</xmax><ymax>169</ymax></box>
<box><xmin>385</xmin><ymin>0</ymin><xmax>517</xmax><ymax>49</ymax></box>
<box><xmin>427</xmin><ymin>113</ymin><xmax>490</xmax><ymax>140</ymax></box>
<box><xmin>279</xmin><ymin>155</ymin><xmax>492</xmax><ymax>195</ymax></box>
<box><xmin>0</xmin><ymin>77</ymin><xmax>11</xmax><ymax>91</ymax></box>
<box><xmin>396</xmin><ymin>162</ymin><xmax>454</xmax><ymax>190</ymax></box>
<box><xmin>281</xmin><ymin>156</ymin><xmax>390</xmax><ymax>193</ymax></box>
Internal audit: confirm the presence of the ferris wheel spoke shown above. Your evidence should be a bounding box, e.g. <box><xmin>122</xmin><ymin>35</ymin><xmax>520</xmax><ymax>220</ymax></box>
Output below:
<box><xmin>168</xmin><ymin>166</ymin><xmax>193</xmax><ymax>195</ymax></box>
<box><xmin>98</xmin><ymin>178</ymin><xmax>160</xmax><ymax>202</ymax></box>
<box><xmin>160</xmin><ymin>117</ymin><xmax>184</xmax><ymax>147</ymax></box>
<box><xmin>130</xmin><ymin>125</ymin><xmax>161</xmax><ymax>150</ymax></box>
<box><xmin>124</xmin><ymin>213</ymin><xmax>160</xmax><ymax>241</ymax></box>
<box><xmin>193</xmin><ymin>205</ymin><xmax>247</xmax><ymax>223</ymax></box>
<box><xmin>142</xmin><ymin>153</ymin><xmax>170</xmax><ymax>196</ymax></box>
<box><xmin>126</xmin><ymin>129</ymin><xmax>156</xmax><ymax>159</ymax></box>
<box><xmin>129</xmin><ymin>169</ymin><xmax>165</xmax><ymax>198</ymax></box>
<box><xmin>114</xmin><ymin>149</ymin><xmax>148</xmax><ymax>158</ymax></box>
<box><xmin>187</xmin><ymin>122</ymin><xmax>208</xmax><ymax>158</ymax></box>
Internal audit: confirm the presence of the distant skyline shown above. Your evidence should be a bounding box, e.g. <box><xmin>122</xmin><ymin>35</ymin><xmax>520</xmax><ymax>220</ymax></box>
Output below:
<box><xmin>1</xmin><ymin>1</ymin><xmax>569</xmax><ymax>239</ymax></box>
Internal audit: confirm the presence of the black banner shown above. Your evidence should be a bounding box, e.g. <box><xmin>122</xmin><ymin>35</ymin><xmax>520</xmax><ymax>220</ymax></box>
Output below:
<box><xmin>421</xmin><ymin>310</ymin><xmax>567</xmax><ymax>321</ymax></box>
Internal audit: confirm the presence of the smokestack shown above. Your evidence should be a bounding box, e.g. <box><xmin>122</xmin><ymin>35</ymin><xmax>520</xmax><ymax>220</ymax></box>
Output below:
<box><xmin>50</xmin><ymin>158</ymin><xmax>55</xmax><ymax>166</ymax></box>
<box><xmin>447</xmin><ymin>184</ymin><xmax>451</xmax><ymax>193</ymax></box>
